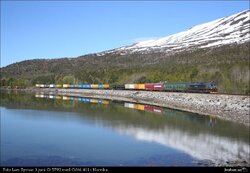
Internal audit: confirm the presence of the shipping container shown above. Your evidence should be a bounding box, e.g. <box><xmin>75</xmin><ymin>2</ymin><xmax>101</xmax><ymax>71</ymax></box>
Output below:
<box><xmin>35</xmin><ymin>84</ymin><xmax>40</xmax><ymax>87</ymax></box>
<box><xmin>102</xmin><ymin>100</ymin><xmax>109</xmax><ymax>105</ymax></box>
<box><xmin>135</xmin><ymin>104</ymin><xmax>145</xmax><ymax>111</ymax></box>
<box><xmin>145</xmin><ymin>84</ymin><xmax>154</xmax><ymax>90</ymax></box>
<box><xmin>90</xmin><ymin>99</ymin><xmax>98</xmax><ymax>103</ymax></box>
<box><xmin>70</xmin><ymin>84</ymin><xmax>75</xmax><ymax>88</ymax></box>
<box><xmin>82</xmin><ymin>84</ymin><xmax>91</xmax><ymax>88</ymax></box>
<box><xmin>55</xmin><ymin>96</ymin><xmax>62</xmax><ymax>99</ymax></box>
<box><xmin>91</xmin><ymin>84</ymin><xmax>98</xmax><ymax>89</ymax></box>
<box><xmin>125</xmin><ymin>84</ymin><xmax>135</xmax><ymax>89</ymax></box>
<box><xmin>153</xmin><ymin>107</ymin><xmax>163</xmax><ymax>113</ymax></box>
<box><xmin>74</xmin><ymin>84</ymin><xmax>79</xmax><ymax>88</ymax></box>
<box><xmin>56</xmin><ymin>84</ymin><xmax>62</xmax><ymax>88</ymax></box>
<box><xmin>98</xmin><ymin>84</ymin><xmax>102</xmax><ymax>89</ymax></box>
<box><xmin>103</xmin><ymin>84</ymin><xmax>109</xmax><ymax>89</ymax></box>
<box><xmin>153</xmin><ymin>83</ymin><xmax>164</xmax><ymax>91</ymax></box>
<box><xmin>144</xmin><ymin>105</ymin><xmax>154</xmax><ymax>112</ymax></box>
<box><xmin>49</xmin><ymin>84</ymin><xmax>55</xmax><ymax>88</ymax></box>
<box><xmin>164</xmin><ymin>83</ymin><xmax>188</xmax><ymax>91</ymax></box>
<box><xmin>63</xmin><ymin>84</ymin><xmax>70</xmax><ymax>88</ymax></box>
<box><xmin>134</xmin><ymin>84</ymin><xmax>139</xmax><ymax>89</ymax></box>
<box><xmin>138</xmin><ymin>84</ymin><xmax>145</xmax><ymax>89</ymax></box>
<box><xmin>49</xmin><ymin>95</ymin><xmax>54</xmax><ymax>99</ymax></box>
<box><xmin>63</xmin><ymin>96</ymin><xmax>70</xmax><ymax>100</ymax></box>
<box><xmin>124</xmin><ymin>103</ymin><xmax>135</xmax><ymax>109</ymax></box>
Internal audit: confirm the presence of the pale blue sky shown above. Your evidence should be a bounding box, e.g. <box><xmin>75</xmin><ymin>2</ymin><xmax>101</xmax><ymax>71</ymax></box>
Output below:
<box><xmin>1</xmin><ymin>1</ymin><xmax>249</xmax><ymax>67</ymax></box>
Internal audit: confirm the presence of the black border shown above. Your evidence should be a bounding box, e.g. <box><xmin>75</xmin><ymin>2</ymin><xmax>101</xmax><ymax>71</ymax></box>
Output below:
<box><xmin>1</xmin><ymin>166</ymin><xmax>242</xmax><ymax>173</ymax></box>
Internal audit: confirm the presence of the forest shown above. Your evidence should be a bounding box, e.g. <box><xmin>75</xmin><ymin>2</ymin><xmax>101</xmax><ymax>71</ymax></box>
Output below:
<box><xmin>1</xmin><ymin>42</ymin><xmax>249</xmax><ymax>94</ymax></box>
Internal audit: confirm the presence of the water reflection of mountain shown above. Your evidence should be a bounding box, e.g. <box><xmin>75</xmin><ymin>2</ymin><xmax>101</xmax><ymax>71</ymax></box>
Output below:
<box><xmin>1</xmin><ymin>91</ymin><xmax>249</xmax><ymax>165</ymax></box>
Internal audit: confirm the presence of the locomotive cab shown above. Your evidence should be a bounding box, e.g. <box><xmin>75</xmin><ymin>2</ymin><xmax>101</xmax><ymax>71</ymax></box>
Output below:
<box><xmin>208</xmin><ymin>81</ymin><xmax>218</xmax><ymax>92</ymax></box>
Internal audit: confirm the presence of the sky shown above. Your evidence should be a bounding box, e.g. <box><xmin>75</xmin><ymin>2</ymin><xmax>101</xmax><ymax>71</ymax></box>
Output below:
<box><xmin>0</xmin><ymin>1</ymin><xmax>249</xmax><ymax>67</ymax></box>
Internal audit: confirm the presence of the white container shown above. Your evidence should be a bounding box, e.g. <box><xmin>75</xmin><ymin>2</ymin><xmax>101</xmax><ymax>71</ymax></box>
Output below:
<box><xmin>49</xmin><ymin>95</ymin><xmax>54</xmax><ymax>99</ymax></box>
<box><xmin>49</xmin><ymin>84</ymin><xmax>55</xmax><ymax>88</ymax></box>
<box><xmin>153</xmin><ymin>108</ymin><xmax>162</xmax><ymax>113</ymax></box>
<box><xmin>124</xmin><ymin>103</ymin><xmax>135</xmax><ymax>109</ymax></box>
<box><xmin>154</xmin><ymin>84</ymin><xmax>162</xmax><ymax>88</ymax></box>
<box><xmin>62</xmin><ymin>96</ymin><xmax>68</xmax><ymax>100</ymax></box>
<box><xmin>40</xmin><ymin>84</ymin><xmax>45</xmax><ymax>88</ymax></box>
<box><xmin>63</xmin><ymin>84</ymin><xmax>68</xmax><ymax>88</ymax></box>
<box><xmin>125</xmin><ymin>84</ymin><xmax>135</xmax><ymax>89</ymax></box>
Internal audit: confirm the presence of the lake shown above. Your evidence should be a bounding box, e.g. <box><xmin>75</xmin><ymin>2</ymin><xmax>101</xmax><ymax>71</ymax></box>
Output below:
<box><xmin>0</xmin><ymin>91</ymin><xmax>249</xmax><ymax>166</ymax></box>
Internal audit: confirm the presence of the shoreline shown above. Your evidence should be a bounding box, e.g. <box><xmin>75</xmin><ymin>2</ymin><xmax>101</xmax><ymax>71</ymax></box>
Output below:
<box><xmin>4</xmin><ymin>88</ymin><xmax>249</xmax><ymax>126</ymax></box>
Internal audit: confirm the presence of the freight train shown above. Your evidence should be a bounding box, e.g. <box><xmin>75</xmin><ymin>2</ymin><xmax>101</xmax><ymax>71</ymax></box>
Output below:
<box><xmin>36</xmin><ymin>81</ymin><xmax>218</xmax><ymax>93</ymax></box>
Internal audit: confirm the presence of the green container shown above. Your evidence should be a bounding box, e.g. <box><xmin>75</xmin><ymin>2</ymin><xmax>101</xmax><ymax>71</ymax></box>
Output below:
<box><xmin>164</xmin><ymin>82</ymin><xmax>189</xmax><ymax>91</ymax></box>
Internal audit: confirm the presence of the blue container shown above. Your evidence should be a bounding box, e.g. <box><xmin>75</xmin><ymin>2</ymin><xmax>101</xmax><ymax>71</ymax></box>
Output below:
<box><xmin>70</xmin><ymin>84</ymin><xmax>74</xmax><ymax>88</ymax></box>
<box><xmin>78</xmin><ymin>98</ymin><xmax>82</xmax><ymax>101</ymax></box>
<box><xmin>98</xmin><ymin>84</ymin><xmax>103</xmax><ymax>89</ymax></box>
<box><xmin>70</xmin><ymin>97</ymin><xmax>74</xmax><ymax>101</ymax></box>
<box><xmin>98</xmin><ymin>100</ymin><xmax>103</xmax><ymax>104</ymax></box>
<box><xmin>86</xmin><ymin>98</ymin><xmax>90</xmax><ymax>102</ymax></box>
<box><xmin>78</xmin><ymin>84</ymin><xmax>82</xmax><ymax>88</ymax></box>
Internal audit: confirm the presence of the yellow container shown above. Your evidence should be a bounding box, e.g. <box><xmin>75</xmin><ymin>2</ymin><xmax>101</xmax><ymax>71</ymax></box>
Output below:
<box><xmin>138</xmin><ymin>84</ymin><xmax>145</xmax><ymax>89</ymax></box>
<box><xmin>134</xmin><ymin>84</ymin><xmax>139</xmax><ymax>89</ymax></box>
<box><xmin>55</xmin><ymin>96</ymin><xmax>62</xmax><ymax>100</ymax></box>
<box><xmin>56</xmin><ymin>84</ymin><xmax>62</xmax><ymax>88</ymax></box>
<box><xmin>74</xmin><ymin>85</ymin><xmax>78</xmax><ymax>88</ymax></box>
<box><xmin>91</xmin><ymin>84</ymin><xmax>98</xmax><ymax>89</ymax></box>
<box><xmin>102</xmin><ymin>100</ymin><xmax>109</xmax><ymax>105</ymax></box>
<box><xmin>90</xmin><ymin>99</ymin><xmax>98</xmax><ymax>103</ymax></box>
<box><xmin>134</xmin><ymin>84</ymin><xmax>145</xmax><ymax>90</ymax></box>
<box><xmin>135</xmin><ymin>104</ymin><xmax>145</xmax><ymax>111</ymax></box>
<box><xmin>103</xmin><ymin>84</ymin><xmax>109</xmax><ymax>89</ymax></box>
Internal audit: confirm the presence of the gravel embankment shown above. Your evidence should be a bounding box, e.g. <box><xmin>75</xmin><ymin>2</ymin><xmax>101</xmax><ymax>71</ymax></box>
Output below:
<box><xmin>35</xmin><ymin>88</ymin><xmax>250</xmax><ymax>126</ymax></box>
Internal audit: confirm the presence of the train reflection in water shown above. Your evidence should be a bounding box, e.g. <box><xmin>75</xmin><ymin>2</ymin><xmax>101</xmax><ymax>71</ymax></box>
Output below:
<box><xmin>35</xmin><ymin>93</ymin><xmax>217</xmax><ymax>127</ymax></box>
<box><xmin>3</xmin><ymin>93</ymin><xmax>247</xmax><ymax>166</ymax></box>
<box><xmin>35</xmin><ymin>94</ymin><xmax>168</xmax><ymax>115</ymax></box>
<box><xmin>35</xmin><ymin>94</ymin><xmax>109</xmax><ymax>105</ymax></box>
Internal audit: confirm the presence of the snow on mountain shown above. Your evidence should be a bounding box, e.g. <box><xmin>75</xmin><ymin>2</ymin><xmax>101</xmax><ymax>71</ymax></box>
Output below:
<box><xmin>101</xmin><ymin>10</ymin><xmax>250</xmax><ymax>55</ymax></box>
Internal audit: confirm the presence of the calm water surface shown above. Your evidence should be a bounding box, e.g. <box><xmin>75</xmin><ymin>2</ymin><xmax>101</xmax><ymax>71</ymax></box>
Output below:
<box><xmin>0</xmin><ymin>91</ymin><xmax>249</xmax><ymax>166</ymax></box>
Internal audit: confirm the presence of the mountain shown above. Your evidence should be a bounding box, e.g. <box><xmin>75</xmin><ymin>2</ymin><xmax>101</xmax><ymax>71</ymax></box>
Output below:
<box><xmin>1</xmin><ymin>10</ymin><xmax>250</xmax><ymax>94</ymax></box>
<box><xmin>101</xmin><ymin>10</ymin><xmax>249</xmax><ymax>55</ymax></box>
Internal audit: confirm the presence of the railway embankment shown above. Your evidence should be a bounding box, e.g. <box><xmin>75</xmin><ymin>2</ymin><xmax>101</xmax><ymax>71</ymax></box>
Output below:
<box><xmin>33</xmin><ymin>88</ymin><xmax>250</xmax><ymax>126</ymax></box>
